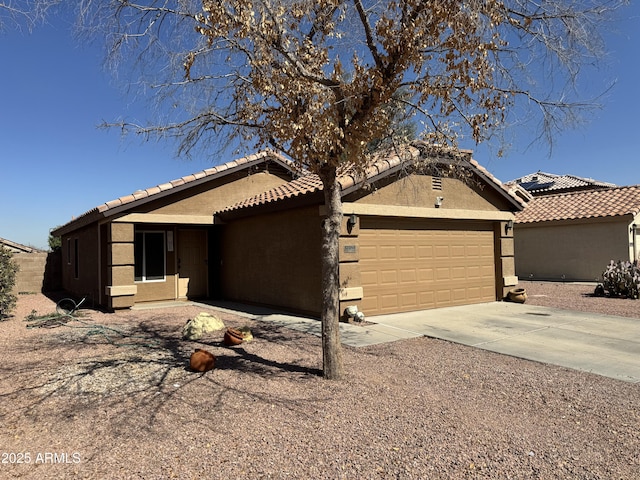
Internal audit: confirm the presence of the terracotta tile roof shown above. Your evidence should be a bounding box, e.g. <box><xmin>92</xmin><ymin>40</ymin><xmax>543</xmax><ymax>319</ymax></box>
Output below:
<box><xmin>506</xmin><ymin>171</ymin><xmax>616</xmax><ymax>195</ymax></box>
<box><xmin>515</xmin><ymin>186</ymin><xmax>640</xmax><ymax>224</ymax></box>
<box><xmin>219</xmin><ymin>143</ymin><xmax>526</xmax><ymax>215</ymax></box>
<box><xmin>228</xmin><ymin>174</ymin><xmax>324</xmax><ymax>210</ymax></box>
<box><xmin>53</xmin><ymin>150</ymin><xmax>293</xmax><ymax>234</ymax></box>
<box><xmin>92</xmin><ymin>150</ymin><xmax>290</xmax><ymax>215</ymax></box>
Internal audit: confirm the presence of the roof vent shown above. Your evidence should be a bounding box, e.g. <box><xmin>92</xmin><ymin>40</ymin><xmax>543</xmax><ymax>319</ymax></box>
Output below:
<box><xmin>432</xmin><ymin>176</ymin><xmax>443</xmax><ymax>191</ymax></box>
<box><xmin>531</xmin><ymin>175</ymin><xmax>538</xmax><ymax>182</ymax></box>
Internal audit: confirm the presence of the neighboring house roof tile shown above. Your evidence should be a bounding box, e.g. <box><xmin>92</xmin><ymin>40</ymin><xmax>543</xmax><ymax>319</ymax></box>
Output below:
<box><xmin>505</xmin><ymin>171</ymin><xmax>616</xmax><ymax>195</ymax></box>
<box><xmin>0</xmin><ymin>237</ymin><xmax>42</xmax><ymax>253</ymax></box>
<box><xmin>515</xmin><ymin>186</ymin><xmax>640</xmax><ymax>224</ymax></box>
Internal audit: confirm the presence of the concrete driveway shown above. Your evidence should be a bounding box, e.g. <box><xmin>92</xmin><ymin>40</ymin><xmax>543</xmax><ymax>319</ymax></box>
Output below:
<box><xmin>363</xmin><ymin>302</ymin><xmax>640</xmax><ymax>384</ymax></box>
<box><xmin>198</xmin><ymin>300</ymin><xmax>640</xmax><ymax>384</ymax></box>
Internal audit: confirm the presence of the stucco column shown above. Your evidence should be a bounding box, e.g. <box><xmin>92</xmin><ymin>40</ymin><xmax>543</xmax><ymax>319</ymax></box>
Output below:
<box><xmin>497</xmin><ymin>219</ymin><xmax>518</xmax><ymax>298</ymax></box>
<box><xmin>106</xmin><ymin>222</ymin><xmax>137</xmax><ymax>309</ymax></box>
<box><xmin>338</xmin><ymin>213</ymin><xmax>364</xmax><ymax>321</ymax></box>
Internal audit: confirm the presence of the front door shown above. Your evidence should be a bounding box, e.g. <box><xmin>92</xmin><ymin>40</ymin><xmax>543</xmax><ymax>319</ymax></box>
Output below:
<box><xmin>178</xmin><ymin>229</ymin><xmax>208</xmax><ymax>299</ymax></box>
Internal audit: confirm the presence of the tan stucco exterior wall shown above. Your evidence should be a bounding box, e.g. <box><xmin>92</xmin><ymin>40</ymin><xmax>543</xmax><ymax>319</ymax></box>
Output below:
<box><xmin>60</xmin><ymin>224</ymin><xmax>101</xmax><ymax>304</ymax></box>
<box><xmin>351</xmin><ymin>174</ymin><xmax>510</xmax><ymax>212</ymax></box>
<box><xmin>137</xmin><ymin>171</ymin><xmax>290</xmax><ymax>216</ymax></box>
<box><xmin>514</xmin><ymin>216</ymin><xmax>634</xmax><ymax>282</ymax></box>
<box><xmin>221</xmin><ymin>206</ymin><xmax>323</xmax><ymax>315</ymax></box>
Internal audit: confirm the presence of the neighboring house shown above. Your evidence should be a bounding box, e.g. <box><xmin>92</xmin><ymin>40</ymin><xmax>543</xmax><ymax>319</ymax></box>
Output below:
<box><xmin>0</xmin><ymin>237</ymin><xmax>41</xmax><ymax>254</ymax></box>
<box><xmin>514</xmin><ymin>186</ymin><xmax>640</xmax><ymax>282</ymax></box>
<box><xmin>52</xmin><ymin>144</ymin><xmax>524</xmax><ymax>317</ymax></box>
<box><xmin>506</xmin><ymin>171</ymin><xmax>616</xmax><ymax>196</ymax></box>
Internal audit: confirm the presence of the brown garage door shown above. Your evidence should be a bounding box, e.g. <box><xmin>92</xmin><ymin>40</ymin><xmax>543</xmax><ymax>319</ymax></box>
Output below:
<box><xmin>359</xmin><ymin>218</ymin><xmax>496</xmax><ymax>315</ymax></box>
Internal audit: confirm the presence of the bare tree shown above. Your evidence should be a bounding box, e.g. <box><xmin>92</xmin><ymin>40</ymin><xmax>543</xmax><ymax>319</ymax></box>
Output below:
<box><xmin>0</xmin><ymin>0</ymin><xmax>59</xmax><ymax>31</ymax></box>
<box><xmin>79</xmin><ymin>0</ymin><xmax>627</xmax><ymax>379</ymax></box>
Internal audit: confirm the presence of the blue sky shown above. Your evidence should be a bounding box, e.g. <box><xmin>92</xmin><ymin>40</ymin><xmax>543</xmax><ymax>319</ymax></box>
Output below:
<box><xmin>1</xmin><ymin>4</ymin><xmax>639</xmax><ymax>250</ymax></box>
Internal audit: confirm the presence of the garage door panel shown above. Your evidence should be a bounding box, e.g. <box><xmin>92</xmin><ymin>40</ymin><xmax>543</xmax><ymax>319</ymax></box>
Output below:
<box><xmin>361</xmin><ymin>271</ymin><xmax>379</xmax><ymax>285</ymax></box>
<box><xmin>400</xmin><ymin>292</ymin><xmax>418</xmax><ymax>308</ymax></box>
<box><xmin>417</xmin><ymin>245</ymin><xmax>434</xmax><ymax>258</ymax></box>
<box><xmin>418</xmin><ymin>268</ymin><xmax>434</xmax><ymax>282</ymax></box>
<box><xmin>436</xmin><ymin>289</ymin><xmax>451</xmax><ymax>303</ymax></box>
<box><xmin>400</xmin><ymin>269</ymin><xmax>417</xmax><ymax>283</ymax></box>
<box><xmin>419</xmin><ymin>291</ymin><xmax>435</xmax><ymax>305</ymax></box>
<box><xmin>360</xmin><ymin>296</ymin><xmax>379</xmax><ymax>313</ymax></box>
<box><xmin>434</xmin><ymin>245</ymin><xmax>450</xmax><ymax>258</ymax></box>
<box><xmin>379</xmin><ymin>270</ymin><xmax>398</xmax><ymax>284</ymax></box>
<box><xmin>379</xmin><ymin>246</ymin><xmax>397</xmax><ymax>259</ymax></box>
<box><xmin>360</xmin><ymin>245</ymin><xmax>378</xmax><ymax>260</ymax></box>
<box><xmin>451</xmin><ymin>287</ymin><xmax>469</xmax><ymax>301</ymax></box>
<box><xmin>360</xmin><ymin>219</ymin><xmax>496</xmax><ymax>315</ymax></box>
<box><xmin>466</xmin><ymin>265</ymin><xmax>482</xmax><ymax>278</ymax></box>
<box><xmin>381</xmin><ymin>294</ymin><xmax>399</xmax><ymax>309</ymax></box>
<box><xmin>436</xmin><ymin>267</ymin><xmax>451</xmax><ymax>280</ymax></box>
<box><xmin>399</xmin><ymin>245</ymin><xmax>416</xmax><ymax>258</ymax></box>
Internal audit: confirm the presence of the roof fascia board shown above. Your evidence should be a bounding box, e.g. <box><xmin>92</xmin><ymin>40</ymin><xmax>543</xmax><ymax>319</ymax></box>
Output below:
<box><xmin>326</xmin><ymin>202</ymin><xmax>514</xmax><ymax>221</ymax></box>
<box><xmin>468</xmin><ymin>165</ymin><xmax>524</xmax><ymax>211</ymax></box>
<box><xmin>52</xmin><ymin>215</ymin><xmax>100</xmax><ymax>237</ymax></box>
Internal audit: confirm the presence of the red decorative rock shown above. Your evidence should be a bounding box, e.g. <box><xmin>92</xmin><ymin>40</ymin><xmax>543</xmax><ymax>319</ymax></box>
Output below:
<box><xmin>223</xmin><ymin>327</ymin><xmax>244</xmax><ymax>346</ymax></box>
<box><xmin>190</xmin><ymin>349</ymin><xmax>216</xmax><ymax>372</ymax></box>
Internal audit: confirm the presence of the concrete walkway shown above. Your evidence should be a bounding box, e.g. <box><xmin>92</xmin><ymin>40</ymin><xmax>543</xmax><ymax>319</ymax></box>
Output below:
<box><xmin>194</xmin><ymin>300</ymin><xmax>640</xmax><ymax>383</ymax></box>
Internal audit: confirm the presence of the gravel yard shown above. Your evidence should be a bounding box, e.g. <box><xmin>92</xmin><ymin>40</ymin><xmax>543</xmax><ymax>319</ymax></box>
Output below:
<box><xmin>1</xmin><ymin>283</ymin><xmax>639</xmax><ymax>479</ymax></box>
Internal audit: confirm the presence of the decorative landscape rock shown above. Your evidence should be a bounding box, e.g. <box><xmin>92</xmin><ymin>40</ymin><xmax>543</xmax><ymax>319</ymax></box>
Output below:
<box><xmin>182</xmin><ymin>312</ymin><xmax>225</xmax><ymax>341</ymax></box>
<box><xmin>237</xmin><ymin>326</ymin><xmax>253</xmax><ymax>343</ymax></box>
<box><xmin>189</xmin><ymin>349</ymin><xmax>216</xmax><ymax>372</ymax></box>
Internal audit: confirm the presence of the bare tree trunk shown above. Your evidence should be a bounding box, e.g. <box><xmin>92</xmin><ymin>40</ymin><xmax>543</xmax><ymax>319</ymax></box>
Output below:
<box><xmin>318</xmin><ymin>164</ymin><xmax>344</xmax><ymax>380</ymax></box>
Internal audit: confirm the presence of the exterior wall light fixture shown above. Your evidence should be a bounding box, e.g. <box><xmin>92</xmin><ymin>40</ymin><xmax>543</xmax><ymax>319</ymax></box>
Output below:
<box><xmin>505</xmin><ymin>220</ymin><xmax>514</xmax><ymax>234</ymax></box>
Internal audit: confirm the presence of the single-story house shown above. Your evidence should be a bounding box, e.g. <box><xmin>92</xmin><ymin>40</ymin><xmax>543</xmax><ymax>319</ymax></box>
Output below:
<box><xmin>514</xmin><ymin>186</ymin><xmax>640</xmax><ymax>282</ymax></box>
<box><xmin>52</xmin><ymin>144</ymin><xmax>524</xmax><ymax>317</ymax></box>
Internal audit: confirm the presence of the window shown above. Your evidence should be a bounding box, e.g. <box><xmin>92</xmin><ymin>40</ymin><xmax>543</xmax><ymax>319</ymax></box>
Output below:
<box><xmin>134</xmin><ymin>231</ymin><xmax>166</xmax><ymax>282</ymax></box>
<box><xmin>74</xmin><ymin>238</ymin><xmax>79</xmax><ymax>279</ymax></box>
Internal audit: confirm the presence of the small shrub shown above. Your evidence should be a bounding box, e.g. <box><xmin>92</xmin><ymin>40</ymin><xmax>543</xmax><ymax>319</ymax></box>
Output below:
<box><xmin>0</xmin><ymin>245</ymin><xmax>19</xmax><ymax>319</ymax></box>
<box><xmin>602</xmin><ymin>260</ymin><xmax>640</xmax><ymax>299</ymax></box>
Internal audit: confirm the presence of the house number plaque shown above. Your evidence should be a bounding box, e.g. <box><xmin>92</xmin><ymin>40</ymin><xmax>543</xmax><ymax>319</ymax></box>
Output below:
<box><xmin>343</xmin><ymin>245</ymin><xmax>357</xmax><ymax>254</ymax></box>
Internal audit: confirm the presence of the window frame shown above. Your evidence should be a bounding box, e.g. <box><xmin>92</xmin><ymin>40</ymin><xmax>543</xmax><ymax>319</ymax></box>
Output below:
<box><xmin>74</xmin><ymin>238</ymin><xmax>79</xmax><ymax>279</ymax></box>
<box><xmin>134</xmin><ymin>230</ymin><xmax>167</xmax><ymax>283</ymax></box>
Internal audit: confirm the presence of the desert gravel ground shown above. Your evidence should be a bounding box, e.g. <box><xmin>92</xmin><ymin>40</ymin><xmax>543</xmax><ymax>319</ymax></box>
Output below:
<box><xmin>1</xmin><ymin>281</ymin><xmax>639</xmax><ymax>479</ymax></box>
